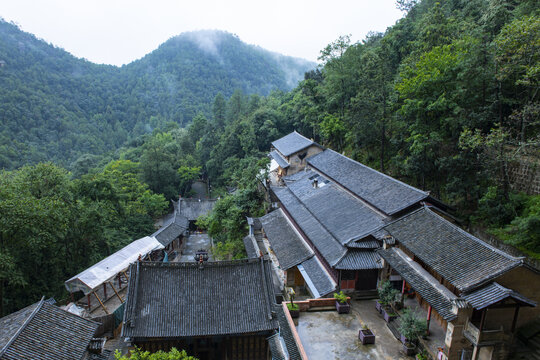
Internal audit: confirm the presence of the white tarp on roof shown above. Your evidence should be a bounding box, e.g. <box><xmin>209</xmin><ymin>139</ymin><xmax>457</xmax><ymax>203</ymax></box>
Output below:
<box><xmin>65</xmin><ymin>236</ymin><xmax>164</xmax><ymax>294</ymax></box>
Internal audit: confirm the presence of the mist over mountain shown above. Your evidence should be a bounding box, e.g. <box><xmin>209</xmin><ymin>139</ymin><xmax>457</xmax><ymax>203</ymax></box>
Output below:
<box><xmin>0</xmin><ymin>22</ymin><xmax>315</xmax><ymax>169</ymax></box>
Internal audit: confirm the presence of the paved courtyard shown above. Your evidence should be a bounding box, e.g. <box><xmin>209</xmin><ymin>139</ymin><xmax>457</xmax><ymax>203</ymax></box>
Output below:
<box><xmin>176</xmin><ymin>233</ymin><xmax>213</xmax><ymax>262</ymax></box>
<box><xmin>296</xmin><ymin>300</ymin><xmax>410</xmax><ymax>360</ymax></box>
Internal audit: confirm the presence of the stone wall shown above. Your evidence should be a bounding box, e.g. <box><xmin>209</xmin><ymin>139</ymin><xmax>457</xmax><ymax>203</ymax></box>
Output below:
<box><xmin>507</xmin><ymin>159</ymin><xmax>540</xmax><ymax>195</ymax></box>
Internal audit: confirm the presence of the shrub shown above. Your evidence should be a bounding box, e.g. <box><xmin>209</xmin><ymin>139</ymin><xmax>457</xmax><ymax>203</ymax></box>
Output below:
<box><xmin>378</xmin><ymin>280</ymin><xmax>400</xmax><ymax>305</ymax></box>
<box><xmin>333</xmin><ymin>290</ymin><xmax>348</xmax><ymax>304</ymax></box>
<box><xmin>398</xmin><ymin>309</ymin><xmax>427</xmax><ymax>345</ymax></box>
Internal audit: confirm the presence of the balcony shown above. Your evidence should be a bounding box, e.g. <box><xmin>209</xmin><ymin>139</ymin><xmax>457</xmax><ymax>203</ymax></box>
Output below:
<box><xmin>464</xmin><ymin>321</ymin><xmax>507</xmax><ymax>346</ymax></box>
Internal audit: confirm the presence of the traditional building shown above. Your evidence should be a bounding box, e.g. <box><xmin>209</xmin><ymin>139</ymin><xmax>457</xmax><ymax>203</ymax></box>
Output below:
<box><xmin>0</xmin><ymin>298</ymin><xmax>102</xmax><ymax>360</ymax></box>
<box><xmin>268</xmin><ymin>131</ymin><xmax>323</xmax><ymax>182</ymax></box>
<box><xmin>263</xmin><ymin>132</ymin><xmax>447</xmax><ymax>298</ymax></box>
<box><xmin>176</xmin><ymin>198</ymin><xmax>217</xmax><ymax>230</ymax></box>
<box><xmin>122</xmin><ymin>258</ymin><xmax>303</xmax><ymax>360</ymax></box>
<box><xmin>377</xmin><ymin>207</ymin><xmax>539</xmax><ymax>360</ymax></box>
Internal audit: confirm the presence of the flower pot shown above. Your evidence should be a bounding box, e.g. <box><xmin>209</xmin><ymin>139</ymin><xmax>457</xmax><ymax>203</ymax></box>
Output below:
<box><xmin>375</xmin><ymin>301</ymin><xmax>383</xmax><ymax>313</ymax></box>
<box><xmin>335</xmin><ymin>301</ymin><xmax>350</xmax><ymax>314</ymax></box>
<box><xmin>359</xmin><ymin>329</ymin><xmax>376</xmax><ymax>345</ymax></box>
<box><xmin>288</xmin><ymin>309</ymin><xmax>300</xmax><ymax>318</ymax></box>
<box><xmin>382</xmin><ymin>306</ymin><xmax>397</xmax><ymax>322</ymax></box>
<box><xmin>400</xmin><ymin>334</ymin><xmax>409</xmax><ymax>345</ymax></box>
<box><xmin>402</xmin><ymin>343</ymin><xmax>416</xmax><ymax>356</ymax></box>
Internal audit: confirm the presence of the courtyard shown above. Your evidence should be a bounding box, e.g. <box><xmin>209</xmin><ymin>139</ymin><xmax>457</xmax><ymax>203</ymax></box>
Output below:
<box><xmin>295</xmin><ymin>299</ymin><xmax>411</xmax><ymax>359</ymax></box>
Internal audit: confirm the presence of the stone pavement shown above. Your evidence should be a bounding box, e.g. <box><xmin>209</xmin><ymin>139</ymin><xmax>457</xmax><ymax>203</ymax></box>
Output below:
<box><xmin>295</xmin><ymin>299</ymin><xmax>410</xmax><ymax>360</ymax></box>
<box><xmin>176</xmin><ymin>233</ymin><xmax>213</xmax><ymax>262</ymax></box>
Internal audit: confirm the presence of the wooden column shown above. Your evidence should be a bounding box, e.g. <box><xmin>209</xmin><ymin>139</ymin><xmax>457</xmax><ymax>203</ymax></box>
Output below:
<box><xmin>426</xmin><ymin>305</ymin><xmax>432</xmax><ymax>335</ymax></box>
<box><xmin>511</xmin><ymin>306</ymin><xmax>520</xmax><ymax>333</ymax></box>
<box><xmin>87</xmin><ymin>294</ymin><xmax>91</xmax><ymax>308</ymax></box>
<box><xmin>103</xmin><ymin>283</ymin><xmax>107</xmax><ymax>300</ymax></box>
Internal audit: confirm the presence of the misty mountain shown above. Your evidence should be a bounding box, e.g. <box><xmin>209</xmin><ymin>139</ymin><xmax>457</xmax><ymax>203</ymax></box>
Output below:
<box><xmin>0</xmin><ymin>22</ymin><xmax>315</xmax><ymax>169</ymax></box>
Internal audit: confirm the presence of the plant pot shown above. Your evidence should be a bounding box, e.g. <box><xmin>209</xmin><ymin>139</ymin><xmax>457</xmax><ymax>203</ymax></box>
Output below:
<box><xmin>375</xmin><ymin>301</ymin><xmax>383</xmax><ymax>313</ymax></box>
<box><xmin>400</xmin><ymin>334</ymin><xmax>409</xmax><ymax>345</ymax></box>
<box><xmin>335</xmin><ymin>301</ymin><xmax>350</xmax><ymax>314</ymax></box>
<box><xmin>402</xmin><ymin>343</ymin><xmax>416</xmax><ymax>356</ymax></box>
<box><xmin>382</xmin><ymin>306</ymin><xmax>397</xmax><ymax>322</ymax></box>
<box><xmin>288</xmin><ymin>309</ymin><xmax>300</xmax><ymax>318</ymax></box>
<box><xmin>358</xmin><ymin>329</ymin><xmax>376</xmax><ymax>345</ymax></box>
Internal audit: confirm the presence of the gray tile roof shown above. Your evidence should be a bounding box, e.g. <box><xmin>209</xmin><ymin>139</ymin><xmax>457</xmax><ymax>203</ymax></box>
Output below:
<box><xmin>272</xmin><ymin>305</ymin><xmax>303</xmax><ymax>360</ymax></box>
<box><xmin>299</xmin><ymin>257</ymin><xmax>336</xmax><ymax>297</ymax></box>
<box><xmin>384</xmin><ymin>207</ymin><xmax>522</xmax><ymax>292</ymax></box>
<box><xmin>334</xmin><ymin>250</ymin><xmax>383</xmax><ymax>270</ymax></box>
<box><xmin>271</xmin><ymin>186</ymin><xmax>346</xmax><ymax>266</ymax></box>
<box><xmin>259</xmin><ymin>209</ymin><xmax>313</xmax><ymax>270</ymax></box>
<box><xmin>0</xmin><ymin>300</ymin><xmax>98</xmax><ymax>360</ymax></box>
<box><xmin>269</xmin><ymin>150</ymin><xmax>290</xmax><ymax>169</ymax></box>
<box><xmin>378</xmin><ymin>247</ymin><xmax>458</xmax><ymax>321</ymax></box>
<box><xmin>271</xmin><ymin>131</ymin><xmax>319</xmax><ymax>157</ymax></box>
<box><xmin>243</xmin><ymin>235</ymin><xmax>260</xmax><ymax>259</ymax></box>
<box><xmin>152</xmin><ymin>211</ymin><xmax>189</xmax><ymax>247</ymax></box>
<box><xmin>283</xmin><ymin>170</ymin><xmax>386</xmax><ymax>245</ymax></box>
<box><xmin>347</xmin><ymin>239</ymin><xmax>381</xmax><ymax>249</ymax></box>
<box><xmin>463</xmin><ymin>282</ymin><xmax>536</xmax><ymax>310</ymax></box>
<box><xmin>177</xmin><ymin>199</ymin><xmax>217</xmax><ymax>221</ymax></box>
<box><xmin>0</xmin><ymin>303</ymin><xmax>39</xmax><ymax>351</ymax></box>
<box><xmin>307</xmin><ymin>149</ymin><xmax>429</xmax><ymax>215</ymax></box>
<box><xmin>123</xmin><ymin>259</ymin><xmax>278</xmax><ymax>339</ymax></box>
<box><xmin>267</xmin><ymin>333</ymin><xmax>287</xmax><ymax>360</ymax></box>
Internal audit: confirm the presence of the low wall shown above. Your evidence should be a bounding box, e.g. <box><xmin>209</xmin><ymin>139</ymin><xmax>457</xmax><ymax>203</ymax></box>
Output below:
<box><xmin>286</xmin><ymin>297</ymin><xmax>350</xmax><ymax>312</ymax></box>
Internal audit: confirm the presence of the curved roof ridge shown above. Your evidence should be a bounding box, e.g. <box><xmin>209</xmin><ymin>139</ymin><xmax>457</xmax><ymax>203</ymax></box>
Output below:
<box><xmin>0</xmin><ymin>298</ymin><xmax>44</xmax><ymax>356</ymax></box>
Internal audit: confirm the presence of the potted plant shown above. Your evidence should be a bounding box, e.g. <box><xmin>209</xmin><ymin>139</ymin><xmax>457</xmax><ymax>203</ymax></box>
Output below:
<box><xmin>287</xmin><ymin>288</ymin><xmax>299</xmax><ymax>318</ymax></box>
<box><xmin>415</xmin><ymin>350</ymin><xmax>429</xmax><ymax>360</ymax></box>
<box><xmin>334</xmin><ymin>291</ymin><xmax>350</xmax><ymax>314</ymax></box>
<box><xmin>358</xmin><ymin>324</ymin><xmax>376</xmax><ymax>345</ymax></box>
<box><xmin>377</xmin><ymin>281</ymin><xmax>399</xmax><ymax>322</ymax></box>
<box><xmin>398</xmin><ymin>309</ymin><xmax>427</xmax><ymax>356</ymax></box>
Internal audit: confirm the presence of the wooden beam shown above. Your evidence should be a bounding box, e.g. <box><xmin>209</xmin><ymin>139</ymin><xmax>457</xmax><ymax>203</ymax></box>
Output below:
<box><xmin>93</xmin><ymin>291</ymin><xmax>109</xmax><ymax>314</ymax></box>
<box><xmin>108</xmin><ymin>281</ymin><xmax>124</xmax><ymax>303</ymax></box>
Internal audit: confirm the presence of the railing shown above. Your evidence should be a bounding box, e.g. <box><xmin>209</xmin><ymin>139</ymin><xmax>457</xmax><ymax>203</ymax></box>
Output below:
<box><xmin>464</xmin><ymin>321</ymin><xmax>505</xmax><ymax>345</ymax></box>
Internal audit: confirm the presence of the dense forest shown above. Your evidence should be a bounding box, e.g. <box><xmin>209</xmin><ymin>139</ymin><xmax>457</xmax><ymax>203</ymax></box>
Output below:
<box><xmin>0</xmin><ymin>0</ymin><xmax>539</xmax><ymax>316</ymax></box>
<box><xmin>0</xmin><ymin>22</ymin><xmax>314</xmax><ymax>169</ymax></box>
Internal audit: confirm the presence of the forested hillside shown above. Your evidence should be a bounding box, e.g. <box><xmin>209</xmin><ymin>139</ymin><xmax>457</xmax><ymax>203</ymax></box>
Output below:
<box><xmin>0</xmin><ymin>0</ymin><xmax>538</xmax><ymax>316</ymax></box>
<box><xmin>0</xmin><ymin>22</ymin><xmax>314</xmax><ymax>169</ymax></box>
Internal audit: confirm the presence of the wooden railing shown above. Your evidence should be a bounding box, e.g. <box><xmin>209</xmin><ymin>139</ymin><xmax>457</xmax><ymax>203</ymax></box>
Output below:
<box><xmin>464</xmin><ymin>321</ymin><xmax>505</xmax><ymax>345</ymax></box>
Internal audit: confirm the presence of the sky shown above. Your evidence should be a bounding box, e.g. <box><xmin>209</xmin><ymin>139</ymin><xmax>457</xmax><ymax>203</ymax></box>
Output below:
<box><xmin>1</xmin><ymin>0</ymin><xmax>404</xmax><ymax>66</ymax></box>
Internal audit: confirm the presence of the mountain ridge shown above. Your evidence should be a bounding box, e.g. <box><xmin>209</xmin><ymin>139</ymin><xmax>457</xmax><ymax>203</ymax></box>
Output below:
<box><xmin>0</xmin><ymin>21</ymin><xmax>315</xmax><ymax>169</ymax></box>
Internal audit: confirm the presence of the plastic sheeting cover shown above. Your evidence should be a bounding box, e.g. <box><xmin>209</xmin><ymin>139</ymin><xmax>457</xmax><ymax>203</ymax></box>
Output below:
<box><xmin>65</xmin><ymin>236</ymin><xmax>164</xmax><ymax>294</ymax></box>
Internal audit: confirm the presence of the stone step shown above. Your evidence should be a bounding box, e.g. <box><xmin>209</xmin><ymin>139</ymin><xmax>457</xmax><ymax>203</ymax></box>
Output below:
<box><xmin>306</xmin><ymin>305</ymin><xmax>336</xmax><ymax>312</ymax></box>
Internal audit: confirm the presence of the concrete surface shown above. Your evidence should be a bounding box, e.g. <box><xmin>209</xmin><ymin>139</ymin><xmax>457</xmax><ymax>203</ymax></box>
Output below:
<box><xmin>296</xmin><ymin>299</ymin><xmax>410</xmax><ymax>360</ymax></box>
<box><xmin>177</xmin><ymin>233</ymin><xmax>213</xmax><ymax>262</ymax></box>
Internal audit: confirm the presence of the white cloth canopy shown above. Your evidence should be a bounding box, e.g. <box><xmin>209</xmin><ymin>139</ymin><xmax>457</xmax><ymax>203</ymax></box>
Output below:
<box><xmin>65</xmin><ymin>236</ymin><xmax>164</xmax><ymax>294</ymax></box>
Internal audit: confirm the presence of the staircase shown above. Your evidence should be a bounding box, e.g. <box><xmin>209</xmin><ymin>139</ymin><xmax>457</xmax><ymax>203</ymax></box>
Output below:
<box><xmin>352</xmin><ymin>289</ymin><xmax>378</xmax><ymax>300</ymax></box>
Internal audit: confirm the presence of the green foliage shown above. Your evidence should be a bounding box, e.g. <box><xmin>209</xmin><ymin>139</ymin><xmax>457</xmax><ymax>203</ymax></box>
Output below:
<box><xmin>0</xmin><ymin>23</ymin><xmax>314</xmax><ymax>170</ymax></box>
<box><xmin>398</xmin><ymin>309</ymin><xmax>427</xmax><ymax>344</ymax></box>
<box><xmin>115</xmin><ymin>347</ymin><xmax>197</xmax><ymax>360</ymax></box>
<box><xmin>286</xmin><ymin>303</ymin><xmax>299</xmax><ymax>311</ymax></box>
<box><xmin>333</xmin><ymin>291</ymin><xmax>348</xmax><ymax>304</ymax></box>
<box><xmin>378</xmin><ymin>280</ymin><xmax>400</xmax><ymax>305</ymax></box>
<box><xmin>0</xmin><ymin>162</ymin><xmax>166</xmax><ymax>315</ymax></box>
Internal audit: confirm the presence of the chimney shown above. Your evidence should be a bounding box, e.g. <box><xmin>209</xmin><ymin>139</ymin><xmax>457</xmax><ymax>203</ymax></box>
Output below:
<box><xmin>312</xmin><ymin>179</ymin><xmax>318</xmax><ymax>188</ymax></box>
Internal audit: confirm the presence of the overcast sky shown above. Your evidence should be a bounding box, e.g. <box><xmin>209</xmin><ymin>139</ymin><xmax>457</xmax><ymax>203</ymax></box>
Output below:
<box><xmin>1</xmin><ymin>0</ymin><xmax>404</xmax><ymax>66</ymax></box>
